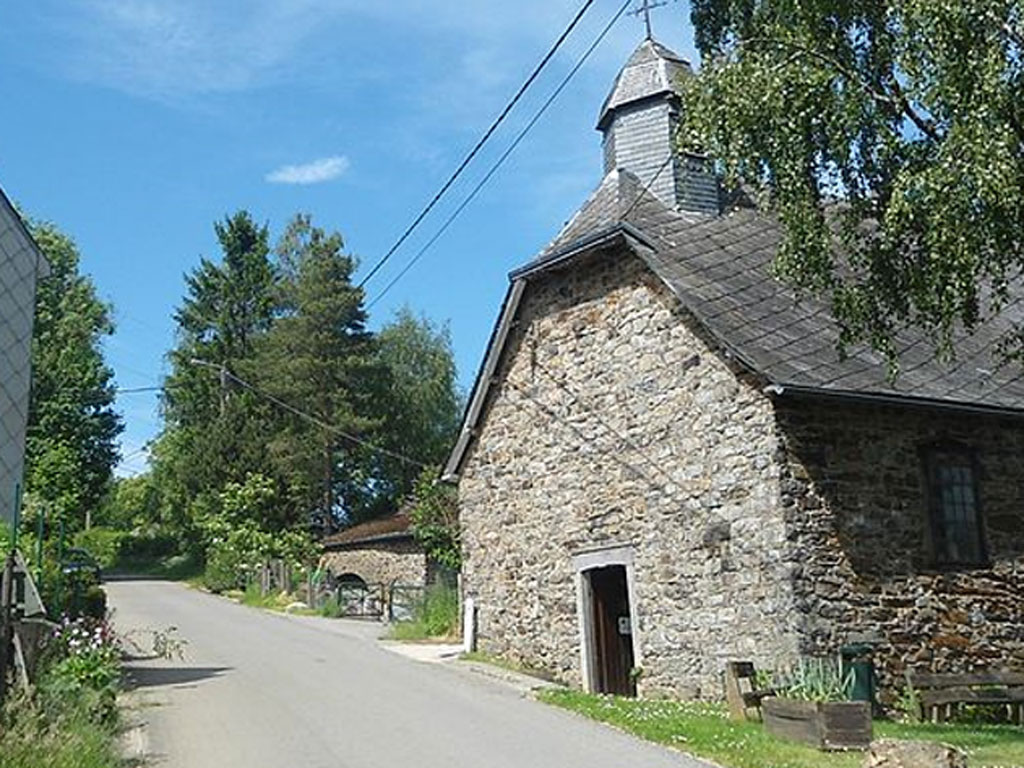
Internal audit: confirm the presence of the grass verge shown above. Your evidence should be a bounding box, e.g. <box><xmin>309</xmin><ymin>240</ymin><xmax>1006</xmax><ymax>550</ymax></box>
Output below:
<box><xmin>1</xmin><ymin>616</ymin><xmax>124</xmax><ymax>768</ymax></box>
<box><xmin>233</xmin><ymin>584</ymin><xmax>319</xmax><ymax>616</ymax></box>
<box><xmin>0</xmin><ymin>695</ymin><xmax>122</xmax><ymax>768</ymax></box>
<box><xmin>538</xmin><ymin>689</ymin><xmax>1024</xmax><ymax>768</ymax></box>
<box><xmin>460</xmin><ymin>651</ymin><xmax>557</xmax><ymax>682</ymax></box>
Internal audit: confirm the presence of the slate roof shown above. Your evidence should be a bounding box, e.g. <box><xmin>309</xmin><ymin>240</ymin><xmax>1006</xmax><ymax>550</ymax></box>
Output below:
<box><xmin>538</xmin><ymin>169</ymin><xmax>703</xmax><ymax>259</ymax></box>
<box><xmin>321</xmin><ymin>511</ymin><xmax>413</xmax><ymax>550</ymax></box>
<box><xmin>597</xmin><ymin>39</ymin><xmax>692</xmax><ymax>130</ymax></box>
<box><xmin>444</xmin><ymin>169</ymin><xmax>1024</xmax><ymax>480</ymax></box>
<box><xmin>561</xmin><ymin>170</ymin><xmax>1024</xmax><ymax>409</ymax></box>
<box><xmin>630</xmin><ymin>201</ymin><xmax>1024</xmax><ymax>409</ymax></box>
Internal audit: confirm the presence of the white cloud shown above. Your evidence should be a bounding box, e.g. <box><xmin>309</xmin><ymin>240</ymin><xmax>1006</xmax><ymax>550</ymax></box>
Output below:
<box><xmin>43</xmin><ymin>0</ymin><xmax>632</xmax><ymax>100</ymax></box>
<box><xmin>265</xmin><ymin>156</ymin><xmax>350</xmax><ymax>185</ymax></box>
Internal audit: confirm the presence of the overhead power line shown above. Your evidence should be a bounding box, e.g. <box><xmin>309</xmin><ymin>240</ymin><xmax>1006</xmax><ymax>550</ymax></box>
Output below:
<box><xmin>367</xmin><ymin>0</ymin><xmax>634</xmax><ymax>309</ymax></box>
<box><xmin>189</xmin><ymin>359</ymin><xmax>428</xmax><ymax>469</ymax></box>
<box><xmin>357</xmin><ymin>0</ymin><xmax>598</xmax><ymax>290</ymax></box>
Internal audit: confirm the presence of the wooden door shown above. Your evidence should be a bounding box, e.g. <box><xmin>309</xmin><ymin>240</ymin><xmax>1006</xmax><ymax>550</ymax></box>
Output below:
<box><xmin>588</xmin><ymin>565</ymin><xmax>635</xmax><ymax>696</ymax></box>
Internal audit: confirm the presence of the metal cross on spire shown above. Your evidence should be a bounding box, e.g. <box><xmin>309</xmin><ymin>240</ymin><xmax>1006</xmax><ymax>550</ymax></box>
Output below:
<box><xmin>629</xmin><ymin>0</ymin><xmax>673</xmax><ymax>40</ymax></box>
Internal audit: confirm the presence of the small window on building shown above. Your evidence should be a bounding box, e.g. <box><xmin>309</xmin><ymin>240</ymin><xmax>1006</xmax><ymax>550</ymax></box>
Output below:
<box><xmin>924</xmin><ymin>445</ymin><xmax>986</xmax><ymax>566</ymax></box>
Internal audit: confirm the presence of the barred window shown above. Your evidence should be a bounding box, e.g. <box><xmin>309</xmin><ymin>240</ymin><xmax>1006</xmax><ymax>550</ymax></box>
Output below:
<box><xmin>924</xmin><ymin>446</ymin><xmax>986</xmax><ymax>566</ymax></box>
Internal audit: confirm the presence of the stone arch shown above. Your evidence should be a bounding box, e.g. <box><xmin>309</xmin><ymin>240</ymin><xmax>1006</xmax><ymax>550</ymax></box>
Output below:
<box><xmin>335</xmin><ymin>572</ymin><xmax>368</xmax><ymax>588</ymax></box>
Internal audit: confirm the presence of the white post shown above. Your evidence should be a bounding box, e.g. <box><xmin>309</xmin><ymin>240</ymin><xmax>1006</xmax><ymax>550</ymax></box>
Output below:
<box><xmin>462</xmin><ymin>596</ymin><xmax>476</xmax><ymax>654</ymax></box>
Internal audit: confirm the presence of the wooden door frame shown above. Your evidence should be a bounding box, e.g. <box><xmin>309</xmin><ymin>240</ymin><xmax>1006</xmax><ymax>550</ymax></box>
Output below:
<box><xmin>572</xmin><ymin>544</ymin><xmax>641</xmax><ymax>694</ymax></box>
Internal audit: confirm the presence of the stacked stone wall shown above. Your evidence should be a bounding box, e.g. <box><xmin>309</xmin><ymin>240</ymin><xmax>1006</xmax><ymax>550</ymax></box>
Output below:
<box><xmin>458</xmin><ymin>246</ymin><xmax>800</xmax><ymax>698</ymax></box>
<box><xmin>776</xmin><ymin>400</ymin><xmax>1024</xmax><ymax>701</ymax></box>
<box><xmin>323</xmin><ymin>537</ymin><xmax>428</xmax><ymax>587</ymax></box>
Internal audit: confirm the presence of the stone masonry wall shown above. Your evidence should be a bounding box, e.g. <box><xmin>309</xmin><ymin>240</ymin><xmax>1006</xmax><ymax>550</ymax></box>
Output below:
<box><xmin>322</xmin><ymin>537</ymin><xmax>428</xmax><ymax>587</ymax></box>
<box><xmin>457</xmin><ymin>244</ymin><xmax>800</xmax><ymax>698</ymax></box>
<box><xmin>776</xmin><ymin>399</ymin><xmax>1024</xmax><ymax>701</ymax></box>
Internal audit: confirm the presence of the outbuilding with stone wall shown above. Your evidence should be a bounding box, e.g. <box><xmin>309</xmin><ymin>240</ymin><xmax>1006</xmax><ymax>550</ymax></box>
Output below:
<box><xmin>321</xmin><ymin>512</ymin><xmax>430</xmax><ymax>589</ymax></box>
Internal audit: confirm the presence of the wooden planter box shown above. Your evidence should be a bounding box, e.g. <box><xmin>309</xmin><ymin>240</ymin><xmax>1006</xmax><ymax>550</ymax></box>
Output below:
<box><xmin>762</xmin><ymin>697</ymin><xmax>872</xmax><ymax>750</ymax></box>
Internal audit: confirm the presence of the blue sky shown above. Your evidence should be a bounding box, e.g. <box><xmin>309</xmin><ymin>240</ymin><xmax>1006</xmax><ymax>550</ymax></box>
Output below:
<box><xmin>0</xmin><ymin>1</ymin><xmax>699</xmax><ymax>476</ymax></box>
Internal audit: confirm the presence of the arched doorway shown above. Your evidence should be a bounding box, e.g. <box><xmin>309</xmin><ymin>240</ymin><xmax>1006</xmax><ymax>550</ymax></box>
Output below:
<box><xmin>336</xmin><ymin>572</ymin><xmax>367</xmax><ymax>588</ymax></box>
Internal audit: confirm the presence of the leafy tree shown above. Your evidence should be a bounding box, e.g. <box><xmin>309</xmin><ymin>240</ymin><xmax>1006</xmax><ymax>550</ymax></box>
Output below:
<box><xmin>199</xmin><ymin>473</ymin><xmax>316</xmax><ymax>591</ymax></box>
<box><xmin>682</xmin><ymin>0</ymin><xmax>1023</xmax><ymax>366</ymax></box>
<box><xmin>256</xmin><ymin>214</ymin><xmax>381</xmax><ymax>529</ymax></box>
<box><xmin>408</xmin><ymin>468</ymin><xmax>460</xmax><ymax>571</ymax></box>
<box><xmin>371</xmin><ymin>308</ymin><xmax>460</xmax><ymax>505</ymax></box>
<box><xmin>96</xmin><ymin>474</ymin><xmax>159</xmax><ymax>531</ymax></box>
<box><xmin>25</xmin><ymin>221</ymin><xmax>123</xmax><ymax>528</ymax></box>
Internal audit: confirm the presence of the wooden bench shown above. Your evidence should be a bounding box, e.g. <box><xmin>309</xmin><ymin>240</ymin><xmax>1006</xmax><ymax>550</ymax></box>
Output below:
<box><xmin>907</xmin><ymin>670</ymin><xmax>1024</xmax><ymax>724</ymax></box>
<box><xmin>724</xmin><ymin>661</ymin><xmax>776</xmax><ymax>720</ymax></box>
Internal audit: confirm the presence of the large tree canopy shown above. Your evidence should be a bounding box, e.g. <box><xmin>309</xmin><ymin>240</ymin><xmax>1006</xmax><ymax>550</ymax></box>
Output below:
<box><xmin>159</xmin><ymin>211</ymin><xmax>278</xmax><ymax>507</ymax></box>
<box><xmin>148</xmin><ymin>211</ymin><xmax>462</xmax><ymax>557</ymax></box>
<box><xmin>682</xmin><ymin>0</ymin><xmax>1023</xmax><ymax>366</ymax></box>
<box><xmin>369</xmin><ymin>308</ymin><xmax>460</xmax><ymax>515</ymax></box>
<box><xmin>256</xmin><ymin>214</ymin><xmax>382</xmax><ymax>529</ymax></box>
<box><xmin>26</xmin><ymin>221</ymin><xmax>123</xmax><ymax>527</ymax></box>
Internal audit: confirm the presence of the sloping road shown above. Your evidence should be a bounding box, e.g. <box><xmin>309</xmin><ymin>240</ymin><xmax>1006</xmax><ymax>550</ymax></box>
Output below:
<box><xmin>108</xmin><ymin>580</ymin><xmax>707</xmax><ymax>768</ymax></box>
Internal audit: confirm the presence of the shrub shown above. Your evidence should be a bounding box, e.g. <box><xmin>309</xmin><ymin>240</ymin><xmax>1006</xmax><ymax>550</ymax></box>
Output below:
<box><xmin>319</xmin><ymin>596</ymin><xmax>342</xmax><ymax>618</ymax></box>
<box><xmin>81</xmin><ymin>586</ymin><xmax>107</xmax><ymax>620</ymax></box>
<box><xmin>203</xmin><ymin>542</ymin><xmax>246</xmax><ymax>593</ymax></box>
<box><xmin>41</xmin><ymin>617</ymin><xmax>121</xmax><ymax>723</ymax></box>
<box><xmin>72</xmin><ymin>527</ymin><xmax>126</xmax><ymax>569</ymax></box>
<box><xmin>120</xmin><ymin>530</ymin><xmax>178</xmax><ymax>561</ymax></box>
<box><xmin>420</xmin><ymin>584</ymin><xmax>459</xmax><ymax>637</ymax></box>
<box><xmin>0</xmin><ymin>691</ymin><xmax>120</xmax><ymax>768</ymax></box>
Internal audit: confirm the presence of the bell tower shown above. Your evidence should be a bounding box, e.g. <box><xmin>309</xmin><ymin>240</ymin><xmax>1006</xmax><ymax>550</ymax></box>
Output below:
<box><xmin>597</xmin><ymin>39</ymin><xmax>719</xmax><ymax>215</ymax></box>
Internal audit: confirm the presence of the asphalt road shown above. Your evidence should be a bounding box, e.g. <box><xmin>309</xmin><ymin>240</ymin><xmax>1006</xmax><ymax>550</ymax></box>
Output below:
<box><xmin>108</xmin><ymin>580</ymin><xmax>707</xmax><ymax>768</ymax></box>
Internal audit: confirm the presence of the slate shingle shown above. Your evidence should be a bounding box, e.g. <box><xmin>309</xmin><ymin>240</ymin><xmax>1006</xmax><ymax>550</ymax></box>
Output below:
<box><xmin>537</xmin><ymin>171</ymin><xmax>1024</xmax><ymax>411</ymax></box>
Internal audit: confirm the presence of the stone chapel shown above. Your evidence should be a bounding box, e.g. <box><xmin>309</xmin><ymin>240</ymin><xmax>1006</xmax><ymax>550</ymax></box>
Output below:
<box><xmin>443</xmin><ymin>38</ymin><xmax>1024</xmax><ymax>701</ymax></box>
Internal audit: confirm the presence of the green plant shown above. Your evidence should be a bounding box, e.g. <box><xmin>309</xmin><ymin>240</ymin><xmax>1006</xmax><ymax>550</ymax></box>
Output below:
<box><xmin>81</xmin><ymin>585</ymin><xmax>107</xmax><ymax>620</ymax></box>
<box><xmin>0</xmin><ymin>690</ymin><xmax>121</xmax><ymax>768</ymax></box>
<box><xmin>389</xmin><ymin>584</ymin><xmax>459</xmax><ymax>640</ymax></box>
<box><xmin>41</xmin><ymin>617</ymin><xmax>121</xmax><ymax>723</ymax></box>
<box><xmin>72</xmin><ymin>527</ymin><xmax>126</xmax><ymax>569</ymax></box>
<box><xmin>895</xmin><ymin>672</ymin><xmax>922</xmax><ymax>724</ymax></box>
<box><xmin>319</xmin><ymin>596</ymin><xmax>342</xmax><ymax>618</ymax></box>
<box><xmin>409</xmin><ymin>469</ymin><xmax>461</xmax><ymax>570</ymax></box>
<box><xmin>773</xmin><ymin>658</ymin><xmax>854</xmax><ymax>703</ymax></box>
<box><xmin>420</xmin><ymin>583</ymin><xmax>459</xmax><ymax>636</ymax></box>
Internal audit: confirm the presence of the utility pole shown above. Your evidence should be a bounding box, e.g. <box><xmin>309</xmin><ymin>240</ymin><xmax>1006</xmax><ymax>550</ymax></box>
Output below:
<box><xmin>219</xmin><ymin>363</ymin><xmax>228</xmax><ymax>418</ymax></box>
<box><xmin>191</xmin><ymin>358</ymin><xmax>230</xmax><ymax>417</ymax></box>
